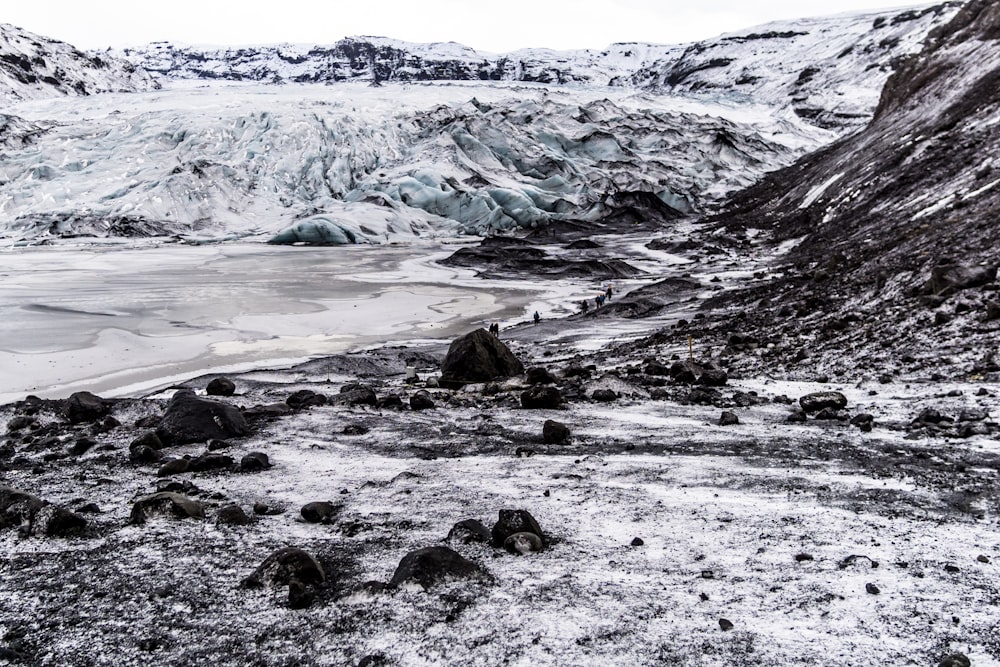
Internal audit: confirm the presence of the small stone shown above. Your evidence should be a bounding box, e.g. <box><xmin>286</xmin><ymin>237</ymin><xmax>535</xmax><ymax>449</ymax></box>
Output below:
<box><xmin>300</xmin><ymin>501</ymin><xmax>338</xmax><ymax>524</ymax></box>
<box><xmin>216</xmin><ymin>504</ymin><xmax>252</xmax><ymax>526</ymax></box>
<box><xmin>388</xmin><ymin>546</ymin><xmax>487</xmax><ymax>590</ymax></box>
<box><xmin>977</xmin><ymin>554</ymin><xmax>991</xmax><ymax>564</ymax></box>
<box><xmin>447</xmin><ymin>519</ymin><xmax>492</xmax><ymax>545</ymax></box>
<box><xmin>504</xmin><ymin>531</ymin><xmax>544</xmax><ymax>555</ymax></box>
<box><xmin>342</xmin><ymin>423</ymin><xmax>370</xmax><ymax>435</ymax></box>
<box><xmin>156</xmin><ymin>458</ymin><xmax>190</xmax><ymax>477</ymax></box>
<box><xmin>409</xmin><ymin>390</ymin><xmax>435</xmax><ymax>411</ymax></box>
<box><xmin>630</xmin><ymin>537</ymin><xmax>644</xmax><ymax>547</ymax></box>
<box><xmin>206</xmin><ymin>377</ymin><xmax>236</xmax><ymax>396</ymax></box>
<box><xmin>865</xmin><ymin>583</ymin><xmax>880</xmax><ymax>595</ymax></box>
<box><xmin>591</xmin><ymin>389</ymin><xmax>618</xmax><ymax>402</ymax></box>
<box><xmin>795</xmin><ymin>553</ymin><xmax>814</xmax><ymax>562</ymax></box>
<box><xmin>944</xmin><ymin>564</ymin><xmax>961</xmax><ymax>573</ymax></box>
<box><xmin>542</xmin><ymin>419</ymin><xmax>571</xmax><ymax>445</ymax></box>
<box><xmin>718</xmin><ymin>411</ymin><xmax>739</xmax><ymax>426</ymax></box>
<box><xmin>718</xmin><ymin>618</ymin><xmax>734</xmax><ymax>631</ymax></box>
<box><xmin>239</xmin><ymin>452</ymin><xmax>271</xmax><ymax>472</ymax></box>
<box><xmin>938</xmin><ymin>653</ymin><xmax>972</xmax><ymax>667</ymax></box>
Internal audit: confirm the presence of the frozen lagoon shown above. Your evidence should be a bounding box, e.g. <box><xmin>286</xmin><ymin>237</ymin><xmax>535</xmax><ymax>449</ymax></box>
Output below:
<box><xmin>0</xmin><ymin>242</ymin><xmax>545</xmax><ymax>403</ymax></box>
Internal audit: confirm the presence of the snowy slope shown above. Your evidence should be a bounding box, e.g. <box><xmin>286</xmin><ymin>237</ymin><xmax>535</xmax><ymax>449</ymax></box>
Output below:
<box><xmin>626</xmin><ymin>3</ymin><xmax>962</xmax><ymax>132</ymax></box>
<box><xmin>0</xmin><ymin>23</ymin><xmax>159</xmax><ymax>104</ymax></box>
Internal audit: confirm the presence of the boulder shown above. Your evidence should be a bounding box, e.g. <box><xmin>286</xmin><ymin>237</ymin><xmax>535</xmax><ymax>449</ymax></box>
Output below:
<box><xmin>718</xmin><ymin>411</ymin><xmax>739</xmax><ymax>426</ymax></box>
<box><xmin>591</xmin><ymin>389</ymin><xmax>618</xmax><ymax>402</ymax></box>
<box><xmin>188</xmin><ymin>452</ymin><xmax>235</xmax><ymax>472</ymax></box>
<box><xmin>447</xmin><ymin>519</ymin><xmax>492</xmax><ymax>545</ymax></box>
<box><xmin>440</xmin><ymin>329</ymin><xmax>524</xmax><ymax>389</ymax></box>
<box><xmin>409</xmin><ymin>391</ymin><xmax>436</xmax><ymax>411</ymax></box>
<box><xmin>286</xmin><ymin>389</ymin><xmax>327</xmax><ymax>409</ymax></box>
<box><xmin>301</xmin><ymin>501</ymin><xmax>339</xmax><ymax>524</ymax></box>
<box><xmin>156</xmin><ymin>389</ymin><xmax>249</xmax><ymax>446</ymax></box>
<box><xmin>129</xmin><ymin>492</ymin><xmax>205</xmax><ymax>525</ymax></box>
<box><xmin>156</xmin><ymin>458</ymin><xmax>190</xmax><ymax>476</ymax></box>
<box><xmin>216</xmin><ymin>504</ymin><xmax>252</xmax><ymax>526</ymax></box>
<box><xmin>520</xmin><ymin>386</ymin><xmax>563</xmax><ymax>409</ymax></box>
<box><xmin>669</xmin><ymin>360</ymin><xmax>702</xmax><ymax>384</ymax></box>
<box><xmin>699</xmin><ymin>368</ymin><xmax>729</xmax><ymax>387</ymax></box>
<box><xmin>337</xmin><ymin>383</ymin><xmax>378</xmax><ymax>407</ymax></box>
<box><xmin>65</xmin><ymin>391</ymin><xmax>110</xmax><ymax>424</ymax></box>
<box><xmin>206</xmin><ymin>377</ymin><xmax>236</xmax><ymax>396</ymax></box>
<box><xmin>242</xmin><ymin>547</ymin><xmax>326</xmax><ymax>609</ymax></box>
<box><xmin>388</xmin><ymin>546</ymin><xmax>487</xmax><ymax>590</ymax></box>
<box><xmin>798</xmin><ymin>391</ymin><xmax>848</xmax><ymax>413</ymax></box>
<box><xmin>239</xmin><ymin>452</ymin><xmax>272</xmax><ymax>472</ymax></box>
<box><xmin>526</xmin><ymin>367</ymin><xmax>557</xmax><ymax>385</ymax></box>
<box><xmin>542</xmin><ymin>420</ymin><xmax>571</xmax><ymax>445</ymax></box>
<box><xmin>491</xmin><ymin>509</ymin><xmax>544</xmax><ymax>549</ymax></box>
<box><xmin>504</xmin><ymin>532</ymin><xmax>544</xmax><ymax>555</ymax></box>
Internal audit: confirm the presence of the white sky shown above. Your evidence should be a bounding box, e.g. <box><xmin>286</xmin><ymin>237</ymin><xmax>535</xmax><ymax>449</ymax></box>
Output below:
<box><xmin>3</xmin><ymin>1</ymin><xmax>931</xmax><ymax>52</ymax></box>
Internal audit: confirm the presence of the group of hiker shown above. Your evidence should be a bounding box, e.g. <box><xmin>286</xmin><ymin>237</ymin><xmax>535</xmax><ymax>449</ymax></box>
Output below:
<box><xmin>488</xmin><ymin>310</ymin><xmax>540</xmax><ymax>337</ymax></box>
<box><xmin>580</xmin><ymin>285</ymin><xmax>614</xmax><ymax>313</ymax></box>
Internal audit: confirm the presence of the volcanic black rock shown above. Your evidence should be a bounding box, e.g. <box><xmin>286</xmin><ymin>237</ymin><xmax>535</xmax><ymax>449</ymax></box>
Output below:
<box><xmin>156</xmin><ymin>389</ymin><xmax>249</xmax><ymax>446</ymax></box>
<box><xmin>439</xmin><ymin>329</ymin><xmax>524</xmax><ymax>389</ymax></box>
<box><xmin>388</xmin><ymin>546</ymin><xmax>487</xmax><ymax>590</ymax></box>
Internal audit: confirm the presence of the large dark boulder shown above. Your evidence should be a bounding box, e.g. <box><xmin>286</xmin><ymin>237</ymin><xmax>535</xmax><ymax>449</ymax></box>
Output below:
<box><xmin>799</xmin><ymin>391</ymin><xmax>848</xmax><ymax>413</ymax></box>
<box><xmin>388</xmin><ymin>546</ymin><xmax>487</xmax><ymax>590</ymax></box>
<box><xmin>64</xmin><ymin>391</ymin><xmax>110</xmax><ymax>424</ymax></box>
<box><xmin>439</xmin><ymin>329</ymin><xmax>524</xmax><ymax>389</ymax></box>
<box><xmin>156</xmin><ymin>389</ymin><xmax>249</xmax><ymax>446</ymax></box>
<box><xmin>542</xmin><ymin>419</ymin><xmax>571</xmax><ymax>444</ymax></box>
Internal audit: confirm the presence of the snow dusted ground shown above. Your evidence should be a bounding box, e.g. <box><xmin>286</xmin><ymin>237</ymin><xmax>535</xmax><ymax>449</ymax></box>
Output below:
<box><xmin>0</xmin><ymin>224</ymin><xmax>997</xmax><ymax>666</ymax></box>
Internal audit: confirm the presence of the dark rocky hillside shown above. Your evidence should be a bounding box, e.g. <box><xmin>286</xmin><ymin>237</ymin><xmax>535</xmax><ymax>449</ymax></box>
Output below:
<box><xmin>694</xmin><ymin>0</ymin><xmax>1000</xmax><ymax>382</ymax></box>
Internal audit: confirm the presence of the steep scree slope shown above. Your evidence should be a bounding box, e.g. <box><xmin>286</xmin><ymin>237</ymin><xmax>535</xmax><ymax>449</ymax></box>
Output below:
<box><xmin>702</xmin><ymin>0</ymin><xmax>1000</xmax><ymax>381</ymax></box>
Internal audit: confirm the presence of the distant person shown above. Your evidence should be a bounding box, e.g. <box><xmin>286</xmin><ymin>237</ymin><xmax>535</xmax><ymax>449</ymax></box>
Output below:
<box><xmin>606</xmin><ymin>286</ymin><xmax>613</xmax><ymax>300</ymax></box>
<box><xmin>533</xmin><ymin>311</ymin><xmax>540</xmax><ymax>325</ymax></box>
<box><xmin>581</xmin><ymin>299</ymin><xmax>589</xmax><ymax>313</ymax></box>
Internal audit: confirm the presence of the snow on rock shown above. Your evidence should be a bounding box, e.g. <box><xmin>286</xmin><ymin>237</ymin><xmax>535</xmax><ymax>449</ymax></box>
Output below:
<box><xmin>0</xmin><ymin>23</ymin><xmax>158</xmax><ymax>104</ymax></box>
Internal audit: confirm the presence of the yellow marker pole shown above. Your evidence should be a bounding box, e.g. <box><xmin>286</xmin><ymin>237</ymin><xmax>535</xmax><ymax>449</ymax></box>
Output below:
<box><xmin>688</xmin><ymin>336</ymin><xmax>693</xmax><ymax>361</ymax></box>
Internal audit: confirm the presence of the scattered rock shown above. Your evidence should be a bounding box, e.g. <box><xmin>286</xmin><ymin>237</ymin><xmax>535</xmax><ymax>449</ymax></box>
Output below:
<box><xmin>388</xmin><ymin>546</ymin><xmax>488</xmax><ymax>590</ymax></box>
<box><xmin>439</xmin><ymin>329</ymin><xmax>525</xmax><ymax>389</ymax></box>
<box><xmin>447</xmin><ymin>519</ymin><xmax>492</xmax><ymax>545</ymax></box>
<box><xmin>242</xmin><ymin>547</ymin><xmax>326</xmax><ymax>609</ymax></box>
<box><xmin>188</xmin><ymin>452</ymin><xmax>235</xmax><ymax>472</ymax></box>
<box><xmin>719</xmin><ymin>618</ymin><xmax>734</xmax><ymax>631</ymax></box>
<box><xmin>65</xmin><ymin>391</ymin><xmax>110</xmax><ymax>424</ymax></box>
<box><xmin>699</xmin><ymin>368</ymin><xmax>728</xmax><ymax>387</ymax></box>
<box><xmin>378</xmin><ymin>394</ymin><xmax>404</xmax><ymax>410</ymax></box>
<box><xmin>938</xmin><ymin>654</ymin><xmax>971</xmax><ymax>667</ymax></box>
<box><xmin>504</xmin><ymin>531</ymin><xmax>544</xmax><ymax>555</ymax></box>
<box><xmin>205</xmin><ymin>377</ymin><xmax>236</xmax><ymax>396</ymax></box>
<box><xmin>300</xmin><ymin>501</ymin><xmax>339</xmax><ymax>524</ymax></box>
<box><xmin>520</xmin><ymin>386</ymin><xmax>563</xmax><ymax>409</ymax></box>
<box><xmin>591</xmin><ymin>389</ymin><xmax>618</xmax><ymax>402</ymax></box>
<box><xmin>865</xmin><ymin>582</ymin><xmax>880</xmax><ymax>595</ymax></box>
<box><xmin>978</xmin><ymin>554</ymin><xmax>991</xmax><ymax>564</ymax></box>
<box><xmin>669</xmin><ymin>360</ymin><xmax>701</xmax><ymax>384</ymax></box>
<box><xmin>631</xmin><ymin>537</ymin><xmax>645</xmax><ymax>547</ymax></box>
<box><xmin>156</xmin><ymin>458</ymin><xmax>190</xmax><ymax>477</ymax></box>
<box><xmin>491</xmin><ymin>509</ymin><xmax>544</xmax><ymax>549</ymax></box>
<box><xmin>795</xmin><ymin>553</ymin><xmax>814</xmax><ymax>562</ymax></box>
<box><xmin>216</xmin><ymin>504</ymin><xmax>252</xmax><ymax>526</ymax></box>
<box><xmin>542</xmin><ymin>419</ymin><xmax>571</xmax><ymax>445</ymax></box>
<box><xmin>526</xmin><ymin>367</ymin><xmax>557</xmax><ymax>385</ymax></box>
<box><xmin>130</xmin><ymin>431</ymin><xmax>163</xmax><ymax>451</ymax></box>
<box><xmin>718</xmin><ymin>411</ymin><xmax>739</xmax><ymax>426</ymax></box>
<box><xmin>798</xmin><ymin>391</ymin><xmax>847</xmax><ymax>413</ymax></box>
<box><xmin>129</xmin><ymin>444</ymin><xmax>161</xmax><ymax>464</ymax></box>
<box><xmin>342</xmin><ymin>423</ymin><xmax>370</xmax><ymax>436</ymax></box>
<box><xmin>130</xmin><ymin>492</ymin><xmax>205</xmax><ymax>525</ymax></box>
<box><xmin>409</xmin><ymin>390</ymin><xmax>435</xmax><ymax>411</ymax></box>
<box><xmin>156</xmin><ymin>389</ymin><xmax>249</xmax><ymax>446</ymax></box>
<box><xmin>239</xmin><ymin>452</ymin><xmax>271</xmax><ymax>472</ymax></box>
<box><xmin>286</xmin><ymin>389</ymin><xmax>328</xmax><ymax>409</ymax></box>
<box><xmin>338</xmin><ymin>383</ymin><xmax>378</xmax><ymax>407</ymax></box>
<box><xmin>924</xmin><ymin>262</ymin><xmax>997</xmax><ymax>297</ymax></box>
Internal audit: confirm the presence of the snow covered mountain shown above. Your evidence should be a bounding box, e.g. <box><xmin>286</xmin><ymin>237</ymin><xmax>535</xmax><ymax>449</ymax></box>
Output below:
<box><xmin>0</xmin><ymin>4</ymin><xmax>962</xmax><ymax>245</ymax></box>
<box><xmin>0</xmin><ymin>23</ymin><xmax>158</xmax><ymax>104</ymax></box>
<box><xmin>111</xmin><ymin>4</ymin><xmax>960</xmax><ymax>135</ymax></box>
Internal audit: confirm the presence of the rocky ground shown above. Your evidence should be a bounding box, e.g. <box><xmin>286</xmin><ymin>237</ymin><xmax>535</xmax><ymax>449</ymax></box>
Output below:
<box><xmin>1</xmin><ymin>218</ymin><xmax>997</xmax><ymax>667</ymax></box>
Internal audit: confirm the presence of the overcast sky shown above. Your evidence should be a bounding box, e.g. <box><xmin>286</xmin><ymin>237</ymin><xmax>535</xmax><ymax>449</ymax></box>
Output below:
<box><xmin>3</xmin><ymin>1</ymin><xmax>931</xmax><ymax>52</ymax></box>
